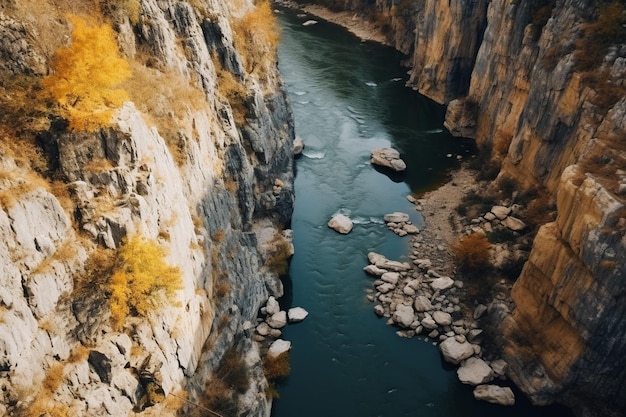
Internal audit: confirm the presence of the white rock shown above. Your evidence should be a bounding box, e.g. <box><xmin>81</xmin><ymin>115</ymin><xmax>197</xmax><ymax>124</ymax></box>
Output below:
<box><xmin>421</xmin><ymin>316</ymin><xmax>438</xmax><ymax>330</ymax></box>
<box><xmin>457</xmin><ymin>357</ymin><xmax>494</xmax><ymax>385</ymax></box>
<box><xmin>367</xmin><ymin>252</ymin><xmax>387</xmax><ymax>265</ymax></box>
<box><xmin>403</xmin><ymin>285</ymin><xmax>416</xmax><ymax>296</ymax></box>
<box><xmin>490</xmin><ymin>359</ymin><xmax>508</xmax><ymax>376</ymax></box>
<box><xmin>433</xmin><ymin>311</ymin><xmax>452</xmax><ymax>326</ymax></box>
<box><xmin>363</xmin><ymin>264</ymin><xmax>386</xmax><ymax>276</ymax></box>
<box><xmin>473</xmin><ymin>385</ymin><xmax>515</xmax><ymax>406</ymax></box>
<box><xmin>268</xmin><ymin>339</ymin><xmax>291</xmax><ymax>358</ymax></box>
<box><xmin>430</xmin><ymin>276</ymin><xmax>455</xmax><ymax>291</ymax></box>
<box><xmin>439</xmin><ymin>338</ymin><xmax>475</xmax><ymax>365</ymax></box>
<box><xmin>267</xmin><ymin>311</ymin><xmax>287</xmax><ymax>329</ymax></box>
<box><xmin>484</xmin><ymin>212</ymin><xmax>496</xmax><ymax>221</ymax></box>
<box><xmin>403</xmin><ymin>224</ymin><xmax>420</xmax><ymax>234</ymax></box>
<box><xmin>384</xmin><ymin>212</ymin><xmax>410</xmax><ymax>223</ymax></box>
<box><xmin>256</xmin><ymin>322</ymin><xmax>271</xmax><ymax>336</ymax></box>
<box><xmin>502</xmin><ymin>216</ymin><xmax>526</xmax><ymax>231</ymax></box>
<box><xmin>377</xmin><ymin>282</ymin><xmax>395</xmax><ymax>294</ymax></box>
<box><xmin>293</xmin><ymin>136</ymin><xmax>304</xmax><ymax>155</ymax></box>
<box><xmin>392</xmin><ymin>304</ymin><xmax>415</xmax><ymax>328</ymax></box>
<box><xmin>490</xmin><ymin>206</ymin><xmax>511</xmax><ymax>220</ymax></box>
<box><xmin>302</xmin><ymin>20</ymin><xmax>318</xmax><ymax>26</ymax></box>
<box><xmin>414</xmin><ymin>296</ymin><xmax>434</xmax><ymax>312</ymax></box>
<box><xmin>381</xmin><ymin>272</ymin><xmax>400</xmax><ymax>285</ymax></box>
<box><xmin>265</xmin><ymin>296</ymin><xmax>280</xmax><ymax>316</ymax></box>
<box><xmin>370</xmin><ymin>148</ymin><xmax>406</xmax><ymax>172</ymax></box>
<box><xmin>288</xmin><ymin>307</ymin><xmax>309</xmax><ymax>323</ymax></box>
<box><xmin>376</xmin><ymin>259</ymin><xmax>411</xmax><ymax>272</ymax></box>
<box><xmin>328</xmin><ymin>214</ymin><xmax>353</xmax><ymax>234</ymax></box>
<box><xmin>374</xmin><ymin>305</ymin><xmax>385</xmax><ymax>316</ymax></box>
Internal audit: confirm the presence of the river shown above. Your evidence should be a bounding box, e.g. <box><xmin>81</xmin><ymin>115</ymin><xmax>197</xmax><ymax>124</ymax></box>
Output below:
<box><xmin>272</xmin><ymin>8</ymin><xmax>571</xmax><ymax>417</ymax></box>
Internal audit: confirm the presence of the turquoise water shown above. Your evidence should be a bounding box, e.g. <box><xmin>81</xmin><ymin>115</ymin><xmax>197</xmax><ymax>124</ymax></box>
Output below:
<box><xmin>273</xmin><ymin>8</ymin><xmax>571</xmax><ymax>417</ymax></box>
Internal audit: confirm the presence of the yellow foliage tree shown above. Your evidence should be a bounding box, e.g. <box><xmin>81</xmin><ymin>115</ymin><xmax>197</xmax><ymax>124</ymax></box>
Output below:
<box><xmin>42</xmin><ymin>15</ymin><xmax>131</xmax><ymax>132</ymax></box>
<box><xmin>109</xmin><ymin>235</ymin><xmax>183</xmax><ymax>329</ymax></box>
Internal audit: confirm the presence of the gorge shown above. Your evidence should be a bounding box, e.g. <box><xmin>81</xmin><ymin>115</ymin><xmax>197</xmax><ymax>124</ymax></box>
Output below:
<box><xmin>0</xmin><ymin>0</ymin><xmax>624</xmax><ymax>417</ymax></box>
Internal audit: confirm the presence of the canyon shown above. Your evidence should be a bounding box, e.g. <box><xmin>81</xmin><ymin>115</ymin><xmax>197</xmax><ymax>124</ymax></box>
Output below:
<box><xmin>0</xmin><ymin>0</ymin><xmax>625</xmax><ymax>416</ymax></box>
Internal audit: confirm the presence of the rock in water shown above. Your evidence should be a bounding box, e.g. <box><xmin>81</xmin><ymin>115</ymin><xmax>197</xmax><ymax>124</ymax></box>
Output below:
<box><xmin>288</xmin><ymin>307</ymin><xmax>309</xmax><ymax>323</ymax></box>
<box><xmin>302</xmin><ymin>20</ymin><xmax>318</xmax><ymax>26</ymax></box>
<box><xmin>439</xmin><ymin>338</ymin><xmax>475</xmax><ymax>364</ymax></box>
<box><xmin>370</xmin><ymin>148</ymin><xmax>406</xmax><ymax>172</ymax></box>
<box><xmin>473</xmin><ymin>385</ymin><xmax>515</xmax><ymax>406</ymax></box>
<box><xmin>293</xmin><ymin>136</ymin><xmax>304</xmax><ymax>155</ymax></box>
<box><xmin>457</xmin><ymin>357</ymin><xmax>493</xmax><ymax>385</ymax></box>
<box><xmin>328</xmin><ymin>214</ymin><xmax>354</xmax><ymax>234</ymax></box>
<box><xmin>268</xmin><ymin>339</ymin><xmax>292</xmax><ymax>358</ymax></box>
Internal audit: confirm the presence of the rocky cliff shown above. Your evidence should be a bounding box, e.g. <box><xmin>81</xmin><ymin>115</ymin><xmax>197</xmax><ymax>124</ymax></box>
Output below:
<box><xmin>0</xmin><ymin>1</ymin><xmax>293</xmax><ymax>416</ymax></box>
<box><xmin>296</xmin><ymin>0</ymin><xmax>625</xmax><ymax>415</ymax></box>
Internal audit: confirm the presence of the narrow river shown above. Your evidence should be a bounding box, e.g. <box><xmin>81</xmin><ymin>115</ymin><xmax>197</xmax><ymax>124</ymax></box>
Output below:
<box><xmin>273</xmin><ymin>8</ymin><xmax>570</xmax><ymax>417</ymax></box>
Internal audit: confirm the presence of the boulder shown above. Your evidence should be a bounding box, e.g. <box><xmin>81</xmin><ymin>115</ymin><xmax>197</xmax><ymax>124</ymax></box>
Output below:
<box><xmin>467</xmin><ymin>329</ymin><xmax>484</xmax><ymax>344</ymax></box>
<box><xmin>381</xmin><ymin>272</ymin><xmax>400</xmax><ymax>285</ymax></box>
<box><xmin>367</xmin><ymin>252</ymin><xmax>387</xmax><ymax>265</ymax></box>
<box><xmin>403</xmin><ymin>224</ymin><xmax>420</xmax><ymax>234</ymax></box>
<box><xmin>439</xmin><ymin>338</ymin><xmax>475</xmax><ymax>365</ymax></box>
<box><xmin>392</xmin><ymin>304</ymin><xmax>415</xmax><ymax>328</ymax></box>
<box><xmin>256</xmin><ymin>322</ymin><xmax>271</xmax><ymax>336</ymax></box>
<box><xmin>328</xmin><ymin>214</ymin><xmax>353</xmax><ymax>234</ymax></box>
<box><xmin>293</xmin><ymin>136</ymin><xmax>304</xmax><ymax>155</ymax></box>
<box><xmin>430</xmin><ymin>276</ymin><xmax>455</xmax><ymax>291</ymax></box>
<box><xmin>363</xmin><ymin>264</ymin><xmax>386</xmax><ymax>276</ymax></box>
<box><xmin>268</xmin><ymin>339</ymin><xmax>291</xmax><ymax>358</ymax></box>
<box><xmin>374</xmin><ymin>305</ymin><xmax>385</xmax><ymax>316</ymax></box>
<box><xmin>267</xmin><ymin>311</ymin><xmax>287</xmax><ymax>329</ymax></box>
<box><xmin>377</xmin><ymin>259</ymin><xmax>411</xmax><ymax>272</ymax></box>
<box><xmin>414</xmin><ymin>296</ymin><xmax>434</xmax><ymax>312</ymax></box>
<box><xmin>288</xmin><ymin>307</ymin><xmax>309</xmax><ymax>323</ymax></box>
<box><xmin>421</xmin><ymin>316</ymin><xmax>438</xmax><ymax>330</ymax></box>
<box><xmin>502</xmin><ymin>216</ymin><xmax>526</xmax><ymax>231</ymax></box>
<box><xmin>457</xmin><ymin>357</ymin><xmax>493</xmax><ymax>385</ymax></box>
<box><xmin>490</xmin><ymin>206</ymin><xmax>511</xmax><ymax>220</ymax></box>
<box><xmin>371</xmin><ymin>148</ymin><xmax>406</xmax><ymax>172</ymax></box>
<box><xmin>302</xmin><ymin>20</ymin><xmax>318</xmax><ymax>26</ymax></box>
<box><xmin>265</xmin><ymin>296</ymin><xmax>280</xmax><ymax>315</ymax></box>
<box><xmin>384</xmin><ymin>212</ymin><xmax>410</xmax><ymax>223</ymax></box>
<box><xmin>490</xmin><ymin>359</ymin><xmax>508</xmax><ymax>376</ymax></box>
<box><xmin>473</xmin><ymin>385</ymin><xmax>515</xmax><ymax>406</ymax></box>
<box><xmin>473</xmin><ymin>304</ymin><xmax>487</xmax><ymax>319</ymax></box>
<box><xmin>433</xmin><ymin>311</ymin><xmax>452</xmax><ymax>326</ymax></box>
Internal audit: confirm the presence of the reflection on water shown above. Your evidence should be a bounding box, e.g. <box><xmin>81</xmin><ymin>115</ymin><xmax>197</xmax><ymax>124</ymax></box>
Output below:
<box><xmin>272</xmin><ymin>7</ymin><xmax>572</xmax><ymax>417</ymax></box>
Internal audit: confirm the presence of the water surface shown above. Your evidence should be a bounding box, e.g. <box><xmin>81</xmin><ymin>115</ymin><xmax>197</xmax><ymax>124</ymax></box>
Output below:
<box><xmin>273</xmin><ymin>8</ymin><xmax>570</xmax><ymax>417</ymax></box>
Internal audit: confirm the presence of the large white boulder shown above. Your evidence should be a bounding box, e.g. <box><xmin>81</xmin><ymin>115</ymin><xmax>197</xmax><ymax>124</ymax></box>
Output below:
<box><xmin>392</xmin><ymin>304</ymin><xmax>415</xmax><ymax>328</ymax></box>
<box><xmin>430</xmin><ymin>276</ymin><xmax>455</xmax><ymax>291</ymax></box>
<box><xmin>268</xmin><ymin>339</ymin><xmax>292</xmax><ymax>358</ymax></box>
<box><xmin>414</xmin><ymin>296</ymin><xmax>434</xmax><ymax>312</ymax></box>
<box><xmin>383</xmin><ymin>212</ymin><xmax>410</xmax><ymax>223</ymax></box>
<box><xmin>433</xmin><ymin>311</ymin><xmax>452</xmax><ymax>326</ymax></box>
<box><xmin>473</xmin><ymin>385</ymin><xmax>515</xmax><ymax>406</ymax></box>
<box><xmin>503</xmin><ymin>216</ymin><xmax>526</xmax><ymax>231</ymax></box>
<box><xmin>490</xmin><ymin>205</ymin><xmax>511</xmax><ymax>220</ymax></box>
<box><xmin>457</xmin><ymin>357</ymin><xmax>494</xmax><ymax>385</ymax></box>
<box><xmin>439</xmin><ymin>337</ymin><xmax>475</xmax><ymax>365</ymax></box>
<box><xmin>288</xmin><ymin>307</ymin><xmax>309</xmax><ymax>323</ymax></box>
<box><xmin>328</xmin><ymin>214</ymin><xmax>353</xmax><ymax>234</ymax></box>
<box><xmin>267</xmin><ymin>311</ymin><xmax>287</xmax><ymax>329</ymax></box>
<box><xmin>371</xmin><ymin>148</ymin><xmax>406</xmax><ymax>172</ymax></box>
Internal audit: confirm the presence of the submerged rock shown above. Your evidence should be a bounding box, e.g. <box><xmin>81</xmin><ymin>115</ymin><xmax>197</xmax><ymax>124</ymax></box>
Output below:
<box><xmin>439</xmin><ymin>338</ymin><xmax>475</xmax><ymax>365</ymax></box>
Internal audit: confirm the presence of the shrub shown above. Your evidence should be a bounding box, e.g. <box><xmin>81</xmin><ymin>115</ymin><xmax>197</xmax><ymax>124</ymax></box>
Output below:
<box><xmin>42</xmin><ymin>15</ymin><xmax>131</xmax><ymax>131</ymax></box>
<box><xmin>266</xmin><ymin>238</ymin><xmax>292</xmax><ymax>276</ymax></box>
<box><xmin>263</xmin><ymin>351</ymin><xmax>290</xmax><ymax>383</ymax></box>
<box><xmin>486</xmin><ymin>227</ymin><xmax>518</xmax><ymax>244</ymax></box>
<box><xmin>109</xmin><ymin>235</ymin><xmax>183</xmax><ymax>329</ymax></box>
<box><xmin>215</xmin><ymin>63</ymin><xmax>248</xmax><ymax>126</ymax></box>
<box><xmin>217</xmin><ymin>348</ymin><xmax>250</xmax><ymax>394</ymax></box>
<box><xmin>453</xmin><ymin>233</ymin><xmax>491</xmax><ymax>271</ymax></box>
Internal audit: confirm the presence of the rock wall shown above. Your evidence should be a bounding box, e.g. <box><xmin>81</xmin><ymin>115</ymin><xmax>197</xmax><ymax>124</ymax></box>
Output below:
<box><xmin>0</xmin><ymin>1</ymin><xmax>293</xmax><ymax>416</ymax></box>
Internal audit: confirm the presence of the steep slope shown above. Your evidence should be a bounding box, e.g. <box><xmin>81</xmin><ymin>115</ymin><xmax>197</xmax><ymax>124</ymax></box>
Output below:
<box><xmin>0</xmin><ymin>1</ymin><xmax>293</xmax><ymax>416</ymax></box>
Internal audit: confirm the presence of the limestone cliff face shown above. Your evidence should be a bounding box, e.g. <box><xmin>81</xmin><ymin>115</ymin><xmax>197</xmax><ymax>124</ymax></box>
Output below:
<box><xmin>0</xmin><ymin>1</ymin><xmax>293</xmax><ymax>416</ymax></box>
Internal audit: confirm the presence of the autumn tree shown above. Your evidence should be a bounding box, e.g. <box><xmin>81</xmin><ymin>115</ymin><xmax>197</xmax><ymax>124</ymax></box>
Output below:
<box><xmin>42</xmin><ymin>15</ymin><xmax>131</xmax><ymax>131</ymax></box>
<box><xmin>109</xmin><ymin>235</ymin><xmax>183</xmax><ymax>329</ymax></box>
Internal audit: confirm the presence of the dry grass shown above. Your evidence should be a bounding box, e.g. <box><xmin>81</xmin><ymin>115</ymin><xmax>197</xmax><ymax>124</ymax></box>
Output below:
<box><xmin>231</xmin><ymin>1</ymin><xmax>279</xmax><ymax>82</ymax></box>
<box><xmin>266</xmin><ymin>237</ymin><xmax>292</xmax><ymax>276</ymax></box>
<box><xmin>73</xmin><ymin>246</ymin><xmax>116</xmax><ymax>298</ymax></box>
<box><xmin>214</xmin><ymin>60</ymin><xmax>249</xmax><ymax>126</ymax></box>
<box><xmin>0</xmin><ymin>166</ymin><xmax>51</xmax><ymax>210</ymax></box>
<box><xmin>83</xmin><ymin>158</ymin><xmax>114</xmax><ymax>173</ymax></box>
<box><xmin>124</xmin><ymin>61</ymin><xmax>207</xmax><ymax>166</ymax></box>
<box><xmin>32</xmin><ymin>239</ymin><xmax>77</xmax><ymax>275</ymax></box>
